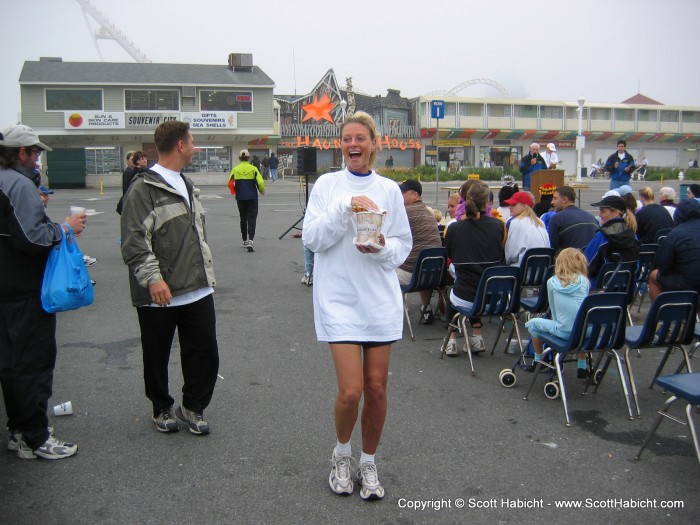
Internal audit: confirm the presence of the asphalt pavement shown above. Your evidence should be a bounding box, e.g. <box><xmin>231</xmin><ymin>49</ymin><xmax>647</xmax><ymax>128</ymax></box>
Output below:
<box><xmin>0</xmin><ymin>176</ymin><xmax>698</xmax><ymax>525</ymax></box>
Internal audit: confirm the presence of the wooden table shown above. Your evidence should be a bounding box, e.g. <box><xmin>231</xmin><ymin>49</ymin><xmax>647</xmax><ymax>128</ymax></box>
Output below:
<box><xmin>569</xmin><ymin>183</ymin><xmax>590</xmax><ymax>204</ymax></box>
<box><xmin>441</xmin><ymin>186</ymin><xmax>461</xmax><ymax>199</ymax></box>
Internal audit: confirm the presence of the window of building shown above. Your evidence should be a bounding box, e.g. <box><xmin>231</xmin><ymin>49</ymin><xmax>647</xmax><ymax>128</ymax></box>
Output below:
<box><xmin>444</xmin><ymin>103</ymin><xmax>456</xmax><ymax>116</ymax></box>
<box><xmin>488</xmin><ymin>104</ymin><xmax>511</xmax><ymax>117</ymax></box>
<box><xmin>458</xmin><ymin>103</ymin><xmax>482</xmax><ymax>117</ymax></box>
<box><xmin>200</xmin><ymin>91</ymin><xmax>253</xmax><ymax>112</ymax></box>
<box><xmin>541</xmin><ymin>106</ymin><xmax>563</xmax><ymax>119</ymax></box>
<box><xmin>125</xmin><ymin>90</ymin><xmax>180</xmax><ymax>111</ymax></box>
<box><xmin>513</xmin><ymin>105</ymin><xmax>537</xmax><ymax>118</ymax></box>
<box><xmin>637</xmin><ymin>109</ymin><xmax>657</xmax><ymax>122</ymax></box>
<box><xmin>682</xmin><ymin>111</ymin><xmax>700</xmax><ymax>123</ymax></box>
<box><xmin>46</xmin><ymin>89</ymin><xmax>102</xmax><ymax>111</ymax></box>
<box><xmin>590</xmin><ymin>108</ymin><xmax>611</xmax><ymax>120</ymax></box>
<box><xmin>85</xmin><ymin>147</ymin><xmax>120</xmax><ymax>174</ymax></box>
<box><xmin>615</xmin><ymin>109</ymin><xmax>634</xmax><ymax>121</ymax></box>
<box><xmin>183</xmin><ymin>146</ymin><xmax>232</xmax><ymax>174</ymax></box>
<box><xmin>566</xmin><ymin>107</ymin><xmax>588</xmax><ymax>119</ymax></box>
<box><xmin>660</xmin><ymin>110</ymin><xmax>679</xmax><ymax>123</ymax></box>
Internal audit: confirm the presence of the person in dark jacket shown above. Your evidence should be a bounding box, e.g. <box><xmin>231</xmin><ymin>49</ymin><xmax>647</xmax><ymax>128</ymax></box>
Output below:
<box><xmin>0</xmin><ymin>124</ymin><xmax>85</xmax><ymax>459</ymax></box>
<box><xmin>268</xmin><ymin>152</ymin><xmax>280</xmax><ymax>182</ymax></box>
<box><xmin>443</xmin><ymin>181</ymin><xmax>506</xmax><ymax>355</ymax></box>
<box><xmin>583</xmin><ymin>195</ymin><xmax>640</xmax><ymax>280</ymax></box>
<box><xmin>604</xmin><ymin>140</ymin><xmax>635</xmax><ymax>190</ymax></box>
<box><xmin>548</xmin><ymin>186</ymin><xmax>599</xmax><ymax>252</ymax></box>
<box><xmin>649</xmin><ymin>198</ymin><xmax>700</xmax><ymax>300</ymax></box>
<box><xmin>518</xmin><ymin>143</ymin><xmax>547</xmax><ymax>191</ymax></box>
<box><xmin>636</xmin><ymin>187</ymin><xmax>674</xmax><ymax>244</ymax></box>
<box><xmin>228</xmin><ymin>149</ymin><xmax>265</xmax><ymax>252</ymax></box>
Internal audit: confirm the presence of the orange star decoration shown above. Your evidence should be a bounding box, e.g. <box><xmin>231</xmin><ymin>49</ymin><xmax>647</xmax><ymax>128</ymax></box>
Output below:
<box><xmin>302</xmin><ymin>94</ymin><xmax>336</xmax><ymax>123</ymax></box>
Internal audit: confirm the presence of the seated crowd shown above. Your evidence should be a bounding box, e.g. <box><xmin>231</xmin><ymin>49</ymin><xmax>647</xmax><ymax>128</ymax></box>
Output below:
<box><xmin>407</xmin><ymin>178</ymin><xmax>700</xmax><ymax>377</ymax></box>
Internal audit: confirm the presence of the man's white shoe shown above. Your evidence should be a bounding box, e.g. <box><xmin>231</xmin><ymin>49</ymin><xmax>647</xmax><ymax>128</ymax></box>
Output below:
<box><xmin>329</xmin><ymin>452</ymin><xmax>354</xmax><ymax>495</ymax></box>
<box><xmin>444</xmin><ymin>339</ymin><xmax>458</xmax><ymax>356</ymax></box>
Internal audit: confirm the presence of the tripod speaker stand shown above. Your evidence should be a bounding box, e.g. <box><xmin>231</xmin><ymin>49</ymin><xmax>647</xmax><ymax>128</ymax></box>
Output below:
<box><xmin>279</xmin><ymin>146</ymin><xmax>317</xmax><ymax>239</ymax></box>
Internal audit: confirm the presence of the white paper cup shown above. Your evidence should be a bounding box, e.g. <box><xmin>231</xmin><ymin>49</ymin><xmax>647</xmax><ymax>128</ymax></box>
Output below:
<box><xmin>355</xmin><ymin>211</ymin><xmax>384</xmax><ymax>245</ymax></box>
<box><xmin>53</xmin><ymin>401</ymin><xmax>73</xmax><ymax>416</ymax></box>
<box><xmin>70</xmin><ymin>206</ymin><xmax>86</xmax><ymax>216</ymax></box>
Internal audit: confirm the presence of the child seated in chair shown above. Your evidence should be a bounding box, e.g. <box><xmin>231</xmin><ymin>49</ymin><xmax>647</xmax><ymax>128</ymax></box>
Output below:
<box><xmin>525</xmin><ymin>248</ymin><xmax>591</xmax><ymax>378</ymax></box>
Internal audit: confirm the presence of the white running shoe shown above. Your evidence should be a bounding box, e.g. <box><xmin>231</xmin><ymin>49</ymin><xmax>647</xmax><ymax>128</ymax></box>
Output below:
<box><xmin>356</xmin><ymin>462</ymin><xmax>385</xmax><ymax>500</ymax></box>
<box><xmin>17</xmin><ymin>435</ymin><xmax>77</xmax><ymax>460</ymax></box>
<box><xmin>444</xmin><ymin>339</ymin><xmax>458</xmax><ymax>356</ymax></box>
<box><xmin>467</xmin><ymin>335</ymin><xmax>486</xmax><ymax>353</ymax></box>
<box><xmin>329</xmin><ymin>452</ymin><xmax>354</xmax><ymax>495</ymax></box>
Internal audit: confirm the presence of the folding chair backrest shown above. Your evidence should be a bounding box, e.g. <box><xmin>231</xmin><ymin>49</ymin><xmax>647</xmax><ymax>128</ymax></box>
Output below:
<box><xmin>636</xmin><ymin>291</ymin><xmax>699</xmax><ymax>347</ymax></box>
<box><xmin>636</xmin><ymin>245</ymin><xmax>658</xmax><ymax>285</ymax></box>
<box><xmin>402</xmin><ymin>247</ymin><xmax>446</xmax><ymax>293</ymax></box>
<box><xmin>655</xmin><ymin>228</ymin><xmax>672</xmax><ymax>244</ymax></box>
<box><xmin>568</xmin><ymin>292</ymin><xmax>627</xmax><ymax>352</ymax></box>
<box><xmin>521</xmin><ymin>265</ymin><xmax>555</xmax><ymax>314</ymax></box>
<box><xmin>593</xmin><ymin>261</ymin><xmax>636</xmax><ymax>305</ymax></box>
<box><xmin>471</xmin><ymin>266</ymin><xmax>521</xmax><ymax>317</ymax></box>
<box><xmin>519</xmin><ymin>247</ymin><xmax>555</xmax><ymax>287</ymax></box>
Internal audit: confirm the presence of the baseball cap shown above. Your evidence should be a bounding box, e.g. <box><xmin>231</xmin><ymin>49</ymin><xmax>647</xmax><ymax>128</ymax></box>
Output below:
<box><xmin>503</xmin><ymin>191</ymin><xmax>534</xmax><ymax>207</ymax></box>
<box><xmin>546</xmin><ymin>143</ymin><xmax>557</xmax><ymax>152</ymax></box>
<box><xmin>617</xmin><ymin>185</ymin><xmax>633</xmax><ymax>196</ymax></box>
<box><xmin>39</xmin><ymin>185</ymin><xmax>54</xmax><ymax>195</ymax></box>
<box><xmin>239</xmin><ymin>149</ymin><xmax>250</xmax><ymax>158</ymax></box>
<box><xmin>591</xmin><ymin>195</ymin><xmax>626</xmax><ymax>214</ymax></box>
<box><xmin>601</xmin><ymin>189</ymin><xmax>620</xmax><ymax>199</ymax></box>
<box><xmin>0</xmin><ymin>124</ymin><xmax>52</xmax><ymax>151</ymax></box>
<box><xmin>398</xmin><ymin>179</ymin><xmax>422</xmax><ymax>195</ymax></box>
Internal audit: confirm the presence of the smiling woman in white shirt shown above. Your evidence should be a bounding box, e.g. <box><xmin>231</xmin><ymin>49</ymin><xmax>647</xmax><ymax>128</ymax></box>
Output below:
<box><xmin>302</xmin><ymin>111</ymin><xmax>411</xmax><ymax>501</ymax></box>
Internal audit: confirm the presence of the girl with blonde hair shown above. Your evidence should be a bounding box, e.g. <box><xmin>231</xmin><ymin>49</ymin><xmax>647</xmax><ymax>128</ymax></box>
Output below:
<box><xmin>525</xmin><ymin>248</ymin><xmax>591</xmax><ymax>378</ymax></box>
<box><xmin>503</xmin><ymin>191</ymin><xmax>550</xmax><ymax>267</ymax></box>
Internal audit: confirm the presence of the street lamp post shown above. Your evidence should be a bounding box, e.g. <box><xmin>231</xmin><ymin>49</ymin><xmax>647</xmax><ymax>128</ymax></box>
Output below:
<box><xmin>339</xmin><ymin>99</ymin><xmax>347</xmax><ymax>169</ymax></box>
<box><xmin>576</xmin><ymin>96</ymin><xmax>585</xmax><ymax>183</ymax></box>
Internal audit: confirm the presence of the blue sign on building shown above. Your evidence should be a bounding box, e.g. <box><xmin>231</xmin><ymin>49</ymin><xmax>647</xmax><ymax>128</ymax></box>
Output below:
<box><xmin>431</xmin><ymin>100</ymin><xmax>445</xmax><ymax>119</ymax></box>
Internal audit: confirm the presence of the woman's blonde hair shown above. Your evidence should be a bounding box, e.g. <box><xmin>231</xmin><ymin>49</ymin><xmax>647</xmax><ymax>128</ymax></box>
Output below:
<box><xmin>339</xmin><ymin>111</ymin><xmax>378</xmax><ymax>169</ymax></box>
<box><xmin>515</xmin><ymin>203</ymin><xmax>545</xmax><ymax>228</ymax></box>
<box><xmin>639</xmin><ymin>187</ymin><xmax>654</xmax><ymax>202</ymax></box>
<box><xmin>555</xmin><ymin>247</ymin><xmax>588</xmax><ymax>287</ymax></box>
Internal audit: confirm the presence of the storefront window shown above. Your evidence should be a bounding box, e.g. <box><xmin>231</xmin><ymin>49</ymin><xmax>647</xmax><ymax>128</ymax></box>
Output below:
<box><xmin>479</xmin><ymin>146</ymin><xmax>521</xmax><ymax>168</ymax></box>
<box><xmin>200</xmin><ymin>91</ymin><xmax>253</xmax><ymax>112</ymax></box>
<box><xmin>125</xmin><ymin>90</ymin><xmax>179</xmax><ymax>111</ymax></box>
<box><xmin>85</xmin><ymin>147</ymin><xmax>120</xmax><ymax>174</ymax></box>
<box><xmin>183</xmin><ymin>146</ymin><xmax>231</xmax><ymax>173</ymax></box>
<box><xmin>46</xmin><ymin>89</ymin><xmax>102</xmax><ymax>111</ymax></box>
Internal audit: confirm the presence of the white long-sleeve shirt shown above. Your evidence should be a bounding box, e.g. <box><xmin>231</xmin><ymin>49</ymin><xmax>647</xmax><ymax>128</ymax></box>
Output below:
<box><xmin>505</xmin><ymin>216</ymin><xmax>550</xmax><ymax>267</ymax></box>
<box><xmin>302</xmin><ymin>169</ymin><xmax>412</xmax><ymax>342</ymax></box>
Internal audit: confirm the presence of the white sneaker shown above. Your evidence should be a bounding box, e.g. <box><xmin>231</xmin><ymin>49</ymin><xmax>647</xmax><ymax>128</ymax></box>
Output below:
<box><xmin>301</xmin><ymin>273</ymin><xmax>310</xmax><ymax>285</ymax></box>
<box><xmin>329</xmin><ymin>451</ymin><xmax>354</xmax><ymax>495</ymax></box>
<box><xmin>444</xmin><ymin>339</ymin><xmax>458</xmax><ymax>356</ymax></box>
<box><xmin>7</xmin><ymin>426</ymin><xmax>54</xmax><ymax>452</ymax></box>
<box><xmin>17</xmin><ymin>435</ymin><xmax>77</xmax><ymax>460</ymax></box>
<box><xmin>242</xmin><ymin>240</ymin><xmax>250</xmax><ymax>248</ymax></box>
<box><xmin>467</xmin><ymin>335</ymin><xmax>486</xmax><ymax>353</ymax></box>
<box><xmin>356</xmin><ymin>462</ymin><xmax>385</xmax><ymax>500</ymax></box>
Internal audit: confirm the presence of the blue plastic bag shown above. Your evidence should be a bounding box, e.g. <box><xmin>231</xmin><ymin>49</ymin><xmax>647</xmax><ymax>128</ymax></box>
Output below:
<box><xmin>41</xmin><ymin>224</ymin><xmax>94</xmax><ymax>313</ymax></box>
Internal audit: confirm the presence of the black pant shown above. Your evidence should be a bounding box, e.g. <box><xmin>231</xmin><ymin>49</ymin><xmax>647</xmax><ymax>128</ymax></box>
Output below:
<box><xmin>237</xmin><ymin>199</ymin><xmax>259</xmax><ymax>242</ymax></box>
<box><xmin>0</xmin><ymin>297</ymin><xmax>55</xmax><ymax>449</ymax></box>
<box><xmin>136</xmin><ymin>294</ymin><xmax>219</xmax><ymax>416</ymax></box>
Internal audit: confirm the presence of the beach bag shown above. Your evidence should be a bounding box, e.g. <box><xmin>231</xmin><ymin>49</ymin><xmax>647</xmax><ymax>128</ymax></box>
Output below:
<box><xmin>228</xmin><ymin>178</ymin><xmax>236</xmax><ymax>195</ymax></box>
<box><xmin>41</xmin><ymin>225</ymin><xmax>94</xmax><ymax>313</ymax></box>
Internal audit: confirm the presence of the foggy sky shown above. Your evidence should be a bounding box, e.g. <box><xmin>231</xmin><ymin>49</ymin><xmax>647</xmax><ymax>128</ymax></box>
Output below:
<box><xmin>2</xmin><ymin>0</ymin><xmax>699</xmax><ymax>126</ymax></box>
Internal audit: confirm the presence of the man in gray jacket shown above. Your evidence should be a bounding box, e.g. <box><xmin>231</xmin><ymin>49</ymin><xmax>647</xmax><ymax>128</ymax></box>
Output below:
<box><xmin>121</xmin><ymin>121</ymin><xmax>219</xmax><ymax>435</ymax></box>
<box><xmin>1</xmin><ymin>124</ymin><xmax>85</xmax><ymax>459</ymax></box>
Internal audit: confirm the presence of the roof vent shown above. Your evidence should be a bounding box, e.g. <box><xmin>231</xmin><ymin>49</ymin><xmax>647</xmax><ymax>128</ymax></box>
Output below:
<box><xmin>39</xmin><ymin>57</ymin><xmax>63</xmax><ymax>62</ymax></box>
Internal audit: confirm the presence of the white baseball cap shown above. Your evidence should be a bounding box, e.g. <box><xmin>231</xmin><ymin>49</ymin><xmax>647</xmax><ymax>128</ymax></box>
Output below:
<box><xmin>0</xmin><ymin>124</ymin><xmax>52</xmax><ymax>151</ymax></box>
<box><xmin>546</xmin><ymin>143</ymin><xmax>556</xmax><ymax>152</ymax></box>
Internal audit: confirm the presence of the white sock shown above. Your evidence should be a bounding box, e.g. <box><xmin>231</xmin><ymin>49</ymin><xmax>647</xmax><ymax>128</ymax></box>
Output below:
<box><xmin>359</xmin><ymin>451</ymin><xmax>375</xmax><ymax>466</ymax></box>
<box><xmin>334</xmin><ymin>440</ymin><xmax>351</xmax><ymax>457</ymax></box>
